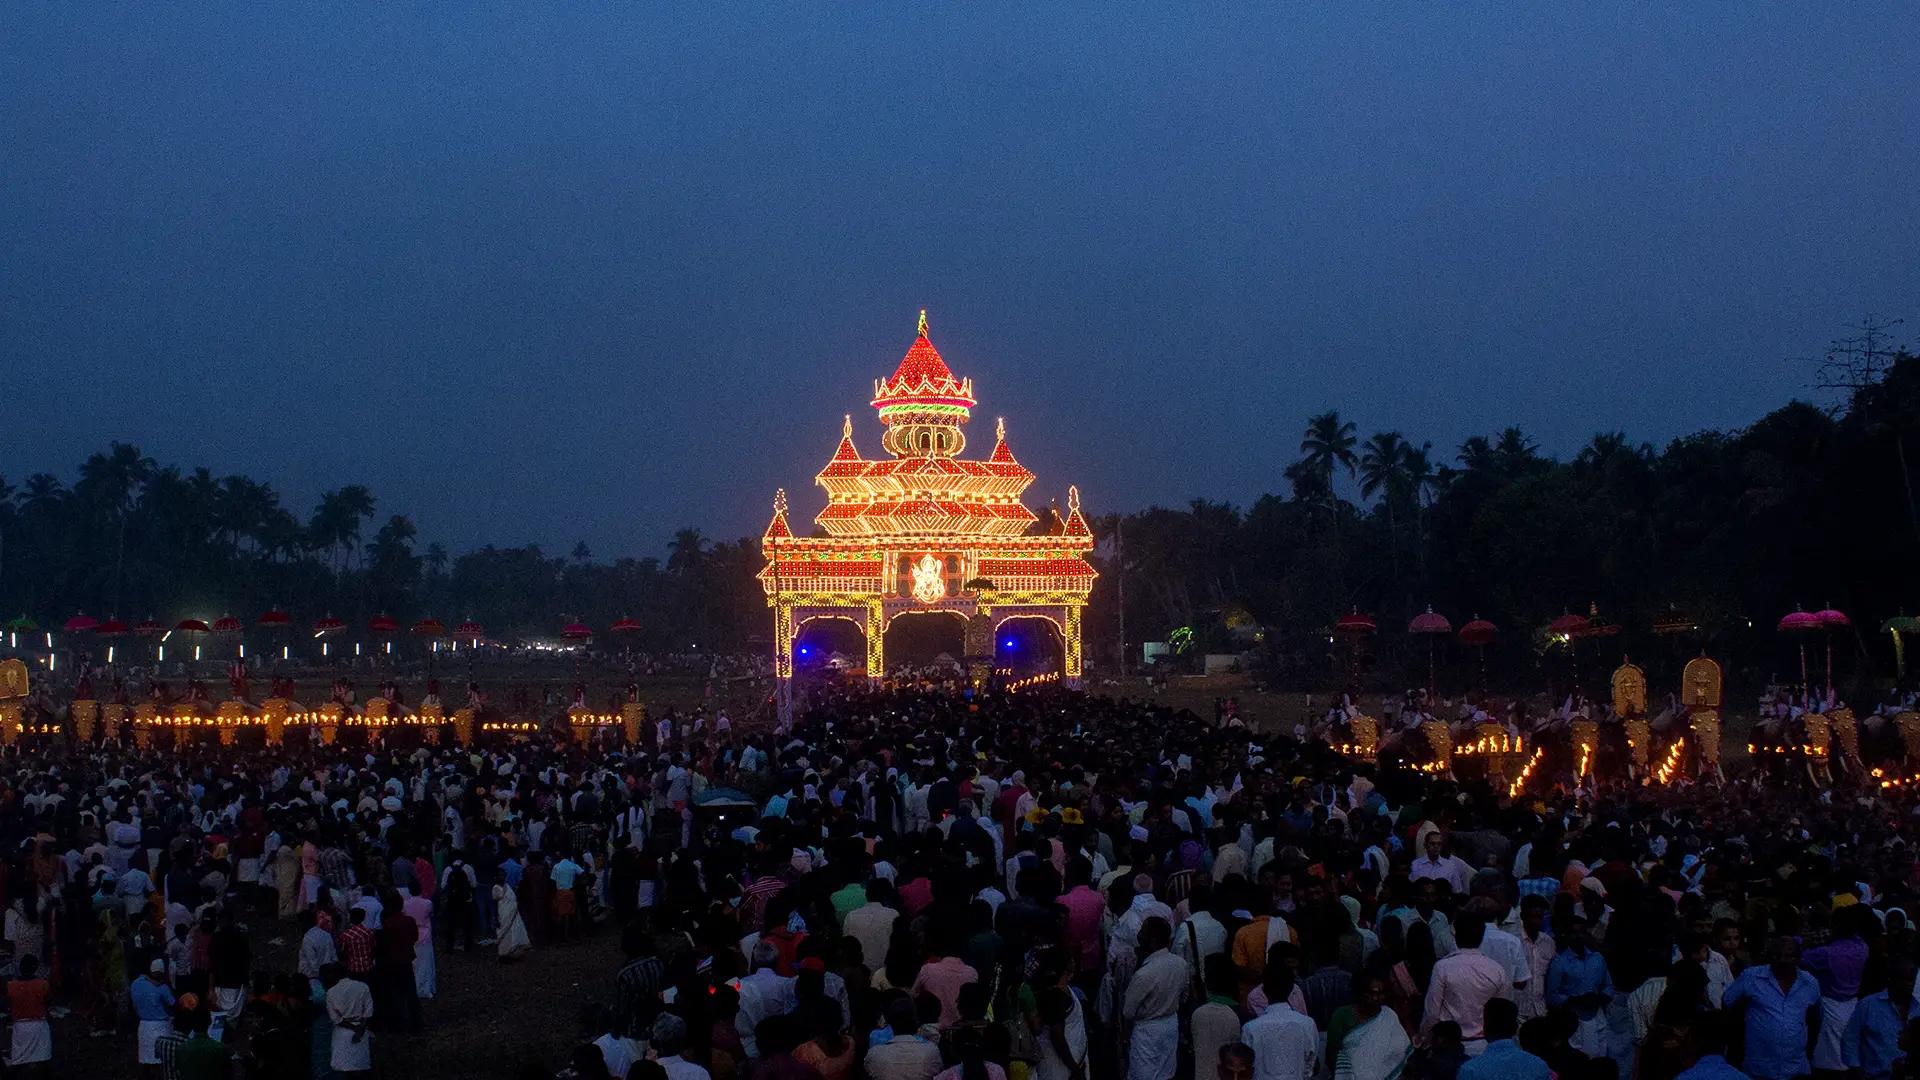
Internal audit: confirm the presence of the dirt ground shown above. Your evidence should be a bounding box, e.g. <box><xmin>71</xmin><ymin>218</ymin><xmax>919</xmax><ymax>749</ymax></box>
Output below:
<box><xmin>57</xmin><ymin>913</ymin><xmax>626</xmax><ymax>1078</ymax></box>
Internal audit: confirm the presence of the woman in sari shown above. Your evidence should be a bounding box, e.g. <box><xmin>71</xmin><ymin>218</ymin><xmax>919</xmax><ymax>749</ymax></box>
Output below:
<box><xmin>1334</xmin><ymin>971</ymin><xmax>1412</xmax><ymax>1080</ymax></box>
<box><xmin>494</xmin><ymin>885</ymin><xmax>531</xmax><ymax>961</ymax></box>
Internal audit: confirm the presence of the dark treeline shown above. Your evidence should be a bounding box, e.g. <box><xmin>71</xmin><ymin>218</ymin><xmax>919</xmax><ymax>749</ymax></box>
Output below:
<box><xmin>6</xmin><ymin>339</ymin><xmax>1920</xmax><ymax>697</ymax></box>
<box><xmin>0</xmin><ymin>456</ymin><xmax>765</xmax><ymax>653</ymax></box>
<box><xmin>1084</xmin><ymin>346</ymin><xmax>1920</xmax><ymax>697</ymax></box>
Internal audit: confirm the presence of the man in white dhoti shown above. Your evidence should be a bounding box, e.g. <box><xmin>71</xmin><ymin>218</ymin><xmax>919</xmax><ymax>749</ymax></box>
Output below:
<box><xmin>132</xmin><ymin>959</ymin><xmax>177</xmax><ymax>1072</ymax></box>
<box><xmin>326</xmin><ymin>965</ymin><xmax>376</xmax><ymax>1076</ymax></box>
<box><xmin>1121</xmin><ymin>917</ymin><xmax>1187</xmax><ymax>1080</ymax></box>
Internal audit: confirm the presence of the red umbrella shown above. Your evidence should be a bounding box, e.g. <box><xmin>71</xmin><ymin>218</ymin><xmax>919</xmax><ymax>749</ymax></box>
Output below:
<box><xmin>369</xmin><ymin>614</ymin><xmax>400</xmax><ymax>634</ymax></box>
<box><xmin>257</xmin><ymin>609</ymin><xmax>292</xmax><ymax>628</ymax></box>
<box><xmin>609</xmin><ymin>616</ymin><xmax>642</xmax><ymax>635</ymax></box>
<box><xmin>1458</xmin><ymin>617</ymin><xmax>1497</xmax><ymax>686</ymax></box>
<box><xmin>1334</xmin><ymin>611</ymin><xmax>1377</xmax><ymax>635</ymax></box>
<box><xmin>95</xmin><ymin>617</ymin><xmax>129</xmax><ymax>637</ymax></box>
<box><xmin>134</xmin><ymin>617</ymin><xmax>166</xmax><ymax>636</ymax></box>
<box><xmin>1548</xmin><ymin>612</ymin><xmax>1589</xmax><ymax>637</ymax></box>
<box><xmin>1458</xmin><ymin>618</ymin><xmax>1497</xmax><ymax>646</ymax></box>
<box><xmin>411</xmin><ymin>618</ymin><xmax>446</xmax><ymax>637</ymax></box>
<box><xmin>174</xmin><ymin>618</ymin><xmax>211</xmax><ymax>633</ymax></box>
<box><xmin>313</xmin><ymin>615</ymin><xmax>346</xmax><ymax>634</ymax></box>
<box><xmin>453</xmin><ymin>620</ymin><xmax>484</xmax><ymax>641</ymax></box>
<box><xmin>561</xmin><ymin>621</ymin><xmax>593</xmax><ymax>641</ymax></box>
<box><xmin>63</xmin><ymin>612</ymin><xmax>98</xmax><ymax>634</ymax></box>
<box><xmin>211</xmin><ymin>614</ymin><xmax>243</xmax><ymax>634</ymax></box>
<box><xmin>1408</xmin><ymin>607</ymin><xmax>1452</xmax><ymax>695</ymax></box>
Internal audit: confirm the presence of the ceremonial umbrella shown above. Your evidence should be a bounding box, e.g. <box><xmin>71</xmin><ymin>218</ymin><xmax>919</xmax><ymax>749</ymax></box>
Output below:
<box><xmin>1408</xmin><ymin>607</ymin><xmax>1452</xmax><ymax>696</ymax></box>
<box><xmin>561</xmin><ymin>621</ymin><xmax>594</xmax><ymax>642</ymax></box>
<box><xmin>412</xmin><ymin>616</ymin><xmax>447</xmax><ymax>670</ymax></box>
<box><xmin>64</xmin><ymin>612</ymin><xmax>99</xmax><ymax>634</ymax></box>
<box><xmin>1334</xmin><ymin>611</ymin><xmax>1377</xmax><ymax>636</ymax></box>
<box><xmin>174</xmin><ymin>618</ymin><xmax>210</xmax><ymax>663</ymax></box>
<box><xmin>453</xmin><ymin>619</ymin><xmax>484</xmax><ymax>642</ymax></box>
<box><xmin>1884</xmin><ymin>613</ymin><xmax>1920</xmax><ymax>678</ymax></box>
<box><xmin>369</xmin><ymin>614</ymin><xmax>399</xmax><ymax>660</ymax></box>
<box><xmin>1548</xmin><ymin>612</ymin><xmax>1589</xmax><ymax>638</ymax></box>
<box><xmin>1652</xmin><ymin>607</ymin><xmax>1698</xmax><ymax>637</ymax></box>
<box><xmin>1458</xmin><ymin>616</ymin><xmax>1497</xmax><ymax>687</ymax></box>
<box><xmin>1778</xmin><ymin>608</ymin><xmax>1821</xmax><ymax>692</ymax></box>
<box><xmin>609</xmin><ymin>616</ymin><xmax>642</xmax><ymax>635</ymax></box>
<box><xmin>211</xmin><ymin>614</ymin><xmax>243</xmax><ymax>658</ymax></box>
<box><xmin>1333</xmin><ymin>611</ymin><xmax>1375</xmax><ymax>689</ymax></box>
<box><xmin>313</xmin><ymin>614</ymin><xmax>346</xmax><ymax>660</ymax></box>
<box><xmin>133</xmin><ymin>617</ymin><xmax>164</xmax><ymax>661</ymax></box>
<box><xmin>95</xmin><ymin>616</ymin><xmax>128</xmax><ymax>665</ymax></box>
<box><xmin>257</xmin><ymin>609</ymin><xmax>293</xmax><ymax>662</ymax></box>
<box><xmin>1814</xmin><ymin>607</ymin><xmax>1851</xmax><ymax>697</ymax></box>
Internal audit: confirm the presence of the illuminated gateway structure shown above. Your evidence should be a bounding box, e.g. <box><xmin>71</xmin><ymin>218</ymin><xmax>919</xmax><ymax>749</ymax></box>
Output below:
<box><xmin>760</xmin><ymin>313</ymin><xmax>1095</xmax><ymax>714</ymax></box>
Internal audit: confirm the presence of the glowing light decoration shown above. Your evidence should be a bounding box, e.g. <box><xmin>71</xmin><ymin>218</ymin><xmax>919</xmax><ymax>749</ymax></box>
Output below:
<box><xmin>910</xmin><ymin>555</ymin><xmax>947</xmax><ymax>604</ymax></box>
<box><xmin>761</xmin><ymin>313</ymin><xmax>1095</xmax><ymax>710</ymax></box>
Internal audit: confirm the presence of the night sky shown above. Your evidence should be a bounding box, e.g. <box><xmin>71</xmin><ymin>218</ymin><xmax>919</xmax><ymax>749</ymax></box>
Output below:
<box><xmin>5</xmin><ymin>6</ymin><xmax>1917</xmax><ymax>557</ymax></box>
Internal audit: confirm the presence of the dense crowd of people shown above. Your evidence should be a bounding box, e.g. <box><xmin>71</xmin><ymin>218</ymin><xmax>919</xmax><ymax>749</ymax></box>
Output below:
<box><xmin>1</xmin><ymin>676</ymin><xmax>1919</xmax><ymax>1080</ymax></box>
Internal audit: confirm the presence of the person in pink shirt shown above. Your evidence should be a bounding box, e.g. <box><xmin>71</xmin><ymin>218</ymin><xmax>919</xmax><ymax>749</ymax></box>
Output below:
<box><xmin>909</xmin><ymin>931</ymin><xmax>979</xmax><ymax>1029</ymax></box>
<box><xmin>403</xmin><ymin>890</ymin><xmax>435</xmax><ymax>1000</ymax></box>
<box><xmin>1058</xmin><ymin>858</ymin><xmax>1106</xmax><ymax>976</ymax></box>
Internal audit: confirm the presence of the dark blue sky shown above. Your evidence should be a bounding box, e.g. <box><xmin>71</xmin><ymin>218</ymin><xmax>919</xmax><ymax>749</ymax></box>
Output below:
<box><xmin>5</xmin><ymin>5</ymin><xmax>1917</xmax><ymax>557</ymax></box>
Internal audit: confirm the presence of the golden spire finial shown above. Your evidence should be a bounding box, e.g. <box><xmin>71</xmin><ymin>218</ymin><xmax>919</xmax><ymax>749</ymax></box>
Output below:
<box><xmin>996</xmin><ymin>417</ymin><xmax>1006</xmax><ymax>442</ymax></box>
<box><xmin>917</xmin><ymin>309</ymin><xmax>929</xmax><ymax>337</ymax></box>
<box><xmin>773</xmin><ymin>488</ymin><xmax>788</xmax><ymax>515</ymax></box>
<box><xmin>843</xmin><ymin>414</ymin><xmax>852</xmax><ymax>439</ymax></box>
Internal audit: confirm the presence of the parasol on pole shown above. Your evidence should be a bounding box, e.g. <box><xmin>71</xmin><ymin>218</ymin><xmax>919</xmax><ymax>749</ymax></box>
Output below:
<box><xmin>258</xmin><ymin>608</ymin><xmax>292</xmax><ymax>662</ymax></box>
<box><xmin>211</xmin><ymin>614</ymin><xmax>244</xmax><ymax>659</ymax></box>
<box><xmin>132</xmin><ymin>616</ymin><xmax>163</xmax><ymax>662</ymax></box>
<box><xmin>610</xmin><ymin>616</ymin><xmax>642</xmax><ymax>661</ymax></box>
<box><xmin>314</xmin><ymin>614</ymin><xmax>346</xmax><ymax>661</ymax></box>
<box><xmin>412</xmin><ymin>617</ymin><xmax>446</xmax><ymax>670</ymax></box>
<box><xmin>95</xmin><ymin>617</ymin><xmax>128</xmax><ymax>666</ymax></box>
<box><xmin>1883</xmin><ymin>613</ymin><xmax>1920</xmax><ymax>679</ymax></box>
<box><xmin>1333</xmin><ymin>610</ymin><xmax>1376</xmax><ymax>690</ymax></box>
<box><xmin>1814</xmin><ymin>607</ymin><xmax>1850</xmax><ymax>698</ymax></box>
<box><xmin>1408</xmin><ymin>607</ymin><xmax>1452</xmax><ymax>697</ymax></box>
<box><xmin>453</xmin><ymin>618</ymin><xmax>484</xmax><ymax>673</ymax></box>
<box><xmin>4</xmin><ymin>615</ymin><xmax>36</xmax><ymax>651</ymax></box>
<box><xmin>174</xmin><ymin>618</ymin><xmax>211</xmax><ymax>665</ymax></box>
<box><xmin>1458</xmin><ymin>616</ymin><xmax>1497</xmax><ymax>688</ymax></box>
<box><xmin>368</xmin><ymin>614</ymin><xmax>399</xmax><ymax>659</ymax></box>
<box><xmin>1778</xmin><ymin>608</ymin><xmax>1821</xmax><ymax>694</ymax></box>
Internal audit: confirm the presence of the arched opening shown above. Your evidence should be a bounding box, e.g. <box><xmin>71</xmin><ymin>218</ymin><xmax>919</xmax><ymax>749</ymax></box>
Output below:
<box><xmin>794</xmin><ymin>615</ymin><xmax>866</xmax><ymax>675</ymax></box>
<box><xmin>883</xmin><ymin>610</ymin><xmax>967</xmax><ymax>677</ymax></box>
<box><xmin>994</xmin><ymin>614</ymin><xmax>1064</xmax><ymax>677</ymax></box>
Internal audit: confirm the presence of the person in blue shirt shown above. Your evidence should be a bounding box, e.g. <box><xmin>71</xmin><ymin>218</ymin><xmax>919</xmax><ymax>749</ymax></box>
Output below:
<box><xmin>1722</xmin><ymin>936</ymin><xmax>1820</xmax><ymax>1080</ymax></box>
<box><xmin>1460</xmin><ymin>999</ymin><xmax>1549</xmax><ymax>1080</ymax></box>
<box><xmin>1843</xmin><ymin>955</ymin><xmax>1918</xmax><ymax>1080</ymax></box>
<box><xmin>1544</xmin><ymin>919</ymin><xmax>1613</xmax><ymax>1057</ymax></box>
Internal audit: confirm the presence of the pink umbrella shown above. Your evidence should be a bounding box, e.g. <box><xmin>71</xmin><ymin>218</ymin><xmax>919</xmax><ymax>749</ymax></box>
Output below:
<box><xmin>453</xmin><ymin>620</ymin><xmax>484</xmax><ymax>641</ymax></box>
<box><xmin>95</xmin><ymin>617</ymin><xmax>129</xmax><ymax>637</ymax></box>
<box><xmin>609</xmin><ymin>616</ymin><xmax>642</xmax><ymax>635</ymax></box>
<box><xmin>1778</xmin><ymin>607</ymin><xmax>1822</xmax><ymax>692</ymax></box>
<box><xmin>561</xmin><ymin>621</ymin><xmax>593</xmax><ymax>642</ymax></box>
<box><xmin>63</xmin><ymin>612</ymin><xmax>98</xmax><ymax>634</ymax></box>
<box><xmin>1408</xmin><ymin>607</ymin><xmax>1452</xmax><ymax>694</ymax></box>
<box><xmin>1815</xmin><ymin>607</ymin><xmax>1850</xmax><ymax>696</ymax></box>
<box><xmin>368</xmin><ymin>614</ymin><xmax>400</xmax><ymax>635</ymax></box>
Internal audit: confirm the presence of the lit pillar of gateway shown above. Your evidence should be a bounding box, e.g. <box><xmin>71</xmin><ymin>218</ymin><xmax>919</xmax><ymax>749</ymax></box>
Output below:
<box><xmin>761</xmin><ymin>312</ymin><xmax>1095</xmax><ymax>720</ymax></box>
